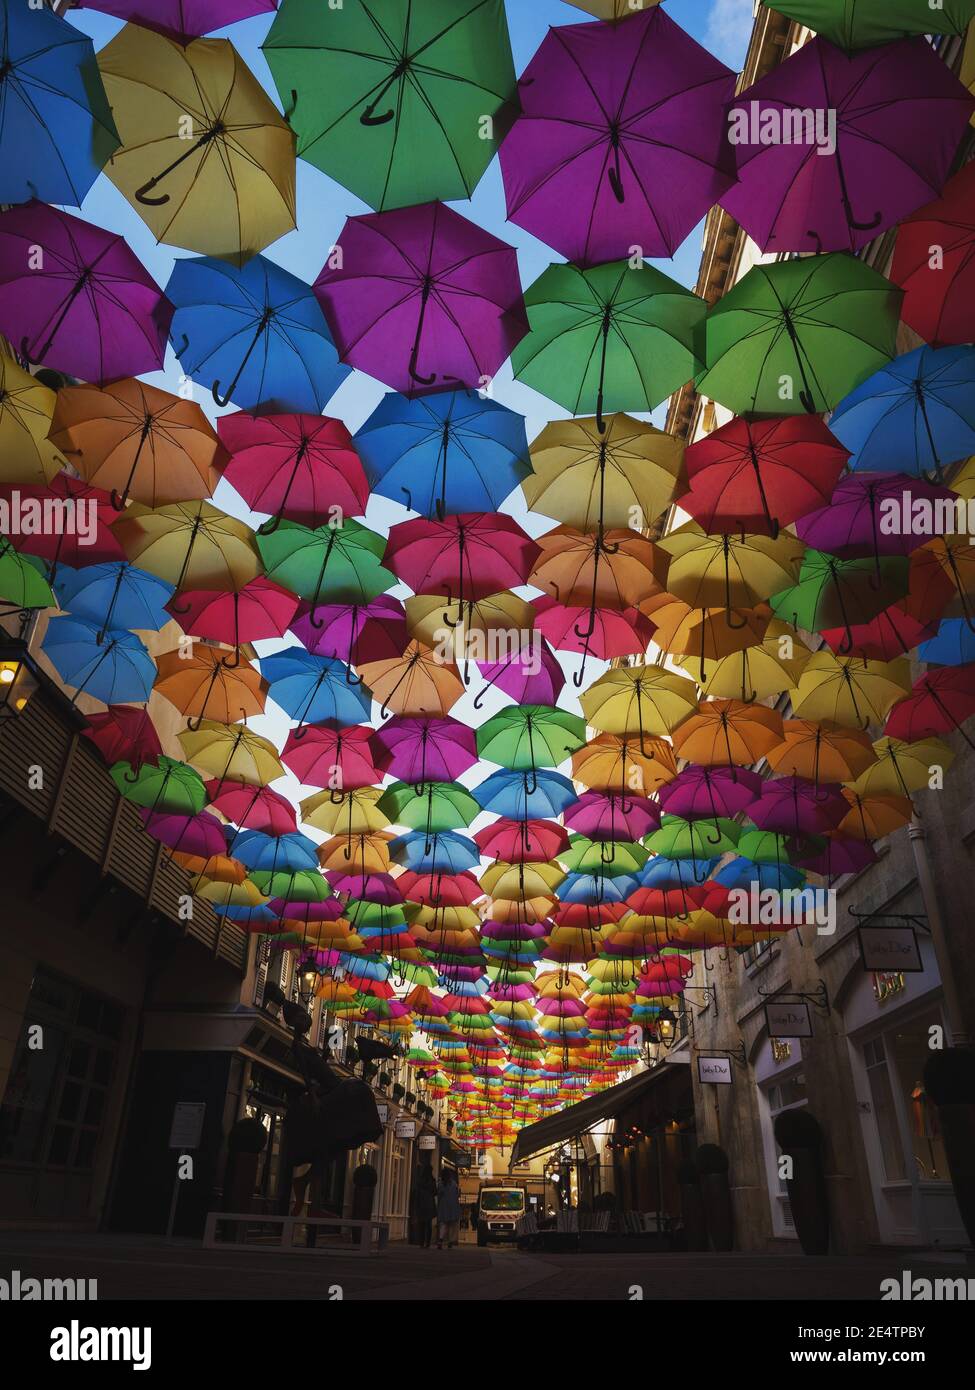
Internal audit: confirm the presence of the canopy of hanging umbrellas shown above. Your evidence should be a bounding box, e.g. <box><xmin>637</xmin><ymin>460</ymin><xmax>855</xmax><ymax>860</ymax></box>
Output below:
<box><xmin>3</xmin><ymin>0</ymin><xmax>975</xmax><ymax>1152</ymax></box>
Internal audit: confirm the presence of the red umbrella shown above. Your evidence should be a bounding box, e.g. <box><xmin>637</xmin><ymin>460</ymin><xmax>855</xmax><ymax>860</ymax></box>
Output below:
<box><xmin>1</xmin><ymin>476</ymin><xmax>125</xmax><ymax>573</ymax></box>
<box><xmin>681</xmin><ymin>415</ymin><xmax>849</xmax><ymax>537</ymax></box>
<box><xmin>396</xmin><ymin>871</ymin><xmax>483</xmax><ymax>908</ymax></box>
<box><xmin>885</xmin><ymin>663</ymin><xmax>975</xmax><ymax>749</ymax></box>
<box><xmin>281</xmin><ymin>723</ymin><xmax>382</xmax><ymax>790</ymax></box>
<box><xmin>534</xmin><ymin>595</ymin><xmax>653</xmax><ymax>662</ymax></box>
<box><xmin>82</xmin><ymin>705</ymin><xmax>161</xmax><ymax>769</ymax></box>
<box><xmin>821</xmin><ymin>603</ymin><xmax>939</xmax><ymax>661</ymax></box>
<box><xmin>474</xmin><ymin>819</ymin><xmax>569</xmax><ymax>864</ymax></box>
<box><xmin>384</xmin><ymin>513</ymin><xmax>539</xmax><ymax>607</ymax></box>
<box><xmin>206</xmin><ymin>780</ymin><xmax>297</xmax><ymax>835</ymax></box>
<box><xmin>892</xmin><ymin>163</ymin><xmax>975</xmax><ymax>347</ymax></box>
<box><xmin>167</xmin><ymin>577</ymin><xmax>299</xmax><ymax>658</ymax></box>
<box><xmin>217</xmin><ymin>412</ymin><xmax>369</xmax><ymax>530</ymax></box>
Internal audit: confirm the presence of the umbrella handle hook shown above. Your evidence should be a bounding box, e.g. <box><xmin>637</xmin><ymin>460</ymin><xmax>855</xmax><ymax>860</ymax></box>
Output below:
<box><xmin>361</xmin><ymin>102</ymin><xmax>395</xmax><ymax>127</ymax></box>
<box><xmin>135</xmin><ymin>181</ymin><xmax>171</xmax><ymax>207</ymax></box>
<box><xmin>221</xmin><ymin>647</ymin><xmax>242</xmax><ymax>671</ymax></box>
<box><xmin>258</xmin><ymin>513</ymin><xmax>284</xmax><ymax>536</ymax></box>
<box><xmin>172</xmin><ymin>335</ymin><xmax>190</xmax><ymax>359</ymax></box>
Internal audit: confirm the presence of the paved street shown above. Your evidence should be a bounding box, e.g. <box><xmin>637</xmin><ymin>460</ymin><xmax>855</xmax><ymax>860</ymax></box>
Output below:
<box><xmin>0</xmin><ymin>1233</ymin><xmax>970</xmax><ymax>1302</ymax></box>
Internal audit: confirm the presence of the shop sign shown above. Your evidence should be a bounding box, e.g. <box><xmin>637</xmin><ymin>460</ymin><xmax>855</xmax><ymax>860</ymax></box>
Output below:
<box><xmin>394</xmin><ymin>1119</ymin><xmax>417</xmax><ymax>1139</ymax></box>
<box><xmin>765</xmin><ymin>1001</ymin><xmax>813</xmax><ymax>1039</ymax></box>
<box><xmin>872</xmin><ymin>971</ymin><xmax>907</xmax><ymax>1005</ymax></box>
<box><xmin>857</xmin><ymin>925</ymin><xmax>923</xmax><ymax>974</ymax></box>
<box><xmin>377</xmin><ymin>1104</ymin><xmax>389</xmax><ymax>1124</ymax></box>
<box><xmin>168</xmin><ymin>1101</ymin><xmax>206</xmax><ymax>1150</ymax></box>
<box><xmin>418</xmin><ymin>1134</ymin><xmax>437</xmax><ymax>1150</ymax></box>
<box><xmin>697</xmin><ymin>1056</ymin><xmax>733</xmax><ymax>1085</ymax></box>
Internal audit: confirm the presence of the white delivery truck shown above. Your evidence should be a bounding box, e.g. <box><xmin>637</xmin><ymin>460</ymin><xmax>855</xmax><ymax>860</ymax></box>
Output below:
<box><xmin>476</xmin><ymin>1182</ymin><xmax>527</xmax><ymax>1246</ymax></box>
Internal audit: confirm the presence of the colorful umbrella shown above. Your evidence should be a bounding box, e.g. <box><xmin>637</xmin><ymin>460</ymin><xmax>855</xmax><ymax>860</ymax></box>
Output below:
<box><xmin>178</xmin><ymin>718</ymin><xmax>284</xmax><ymax>787</ymax></box>
<box><xmin>761</xmin><ymin>0</ymin><xmax>975</xmax><ymax>50</ymax></box>
<box><xmin>281</xmin><ymin>723</ymin><xmax>382</xmax><ymax>791</ymax></box>
<box><xmin>358</xmin><ymin>641</ymin><xmax>464</xmax><ymax>720</ymax></box>
<box><xmin>371</xmin><ymin>714</ymin><xmax>478</xmax><ymax>786</ymax></box>
<box><xmin>81</xmin><ymin>3</ymin><xmax>278</xmax><ymax>44</ymax></box>
<box><xmin>315</xmin><ymin>201</ymin><xmax>527</xmax><ymax>395</ymax></box>
<box><xmin>112</xmin><ymin>500</ymin><xmax>262</xmax><ymax>594</ymax></box>
<box><xmin>1</xmin><ymin>476</ymin><xmax>124</xmax><ymax>572</ymax></box>
<box><xmin>153</xmin><ymin>644</ymin><xmax>267</xmax><ymax>728</ymax></box>
<box><xmin>256</xmin><ymin>518</ymin><xmax>394</xmax><ymax>611</ymax></box>
<box><xmin>218</xmin><ymin>412</ymin><xmax>368</xmax><ymax>530</ymax></box>
<box><xmin>167</xmin><ymin>577</ymin><xmax>299</xmax><ymax>657</ymax></box>
<box><xmin>41</xmin><ymin>616</ymin><xmax>155</xmax><ymax>704</ymax></box>
<box><xmin>892</xmin><ymin>163</ymin><xmax>975</xmax><ymax>346</ymax></box>
<box><xmin>54</xmin><ymin>561</ymin><xmax>173</xmax><ymax>640</ymax></box>
<box><xmin>0</xmin><ymin>540</ymin><xmax>56</xmax><ymax>611</ymax></box>
<box><xmin>385</xmin><ymin>512</ymin><xmax>538</xmax><ymax>607</ymax></box>
<box><xmin>671</xmin><ymin>698</ymin><xmax>784</xmax><ymax>768</ymax></box>
<box><xmin>112</xmin><ymin>755</ymin><xmax>206</xmax><ymax>816</ymax></box>
<box><xmin>885</xmin><ymin>665</ymin><xmax>975</xmax><ymax>749</ymax></box>
<box><xmin>260</xmin><ymin>650</ymin><xmax>372</xmax><ymax>728</ymax></box>
<box><xmin>791</xmin><ymin>652</ymin><xmax>911</xmax><ymax>728</ymax></box>
<box><xmin>0</xmin><ymin>351</ymin><xmax>64</xmax><ymax>488</ymax></box>
<box><xmin>82</xmin><ymin>706</ymin><xmax>162</xmax><ymax>770</ymax></box>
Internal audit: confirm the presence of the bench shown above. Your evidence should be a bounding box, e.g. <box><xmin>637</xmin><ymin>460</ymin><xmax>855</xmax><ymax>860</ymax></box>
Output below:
<box><xmin>203</xmin><ymin>1211</ymin><xmax>390</xmax><ymax>1257</ymax></box>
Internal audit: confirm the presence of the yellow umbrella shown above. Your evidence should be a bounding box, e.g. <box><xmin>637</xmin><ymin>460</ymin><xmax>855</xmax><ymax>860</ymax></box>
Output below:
<box><xmin>404</xmin><ymin>590</ymin><xmax>535</xmax><ymax>656</ymax></box>
<box><xmin>479</xmin><ymin>861</ymin><xmax>565</xmax><ymax>899</ymax></box>
<box><xmin>692</xmin><ymin>620</ymin><xmax>812</xmax><ymax>701</ymax></box>
<box><xmin>580</xmin><ymin>664</ymin><xmax>699</xmax><ymax>743</ymax></box>
<box><xmin>178</xmin><ymin>718</ymin><xmax>284</xmax><ymax>786</ymax></box>
<box><xmin>851</xmin><ymin>736</ymin><xmax>955</xmax><ymax>798</ymax></box>
<box><xmin>790</xmin><ymin>653</ymin><xmax>910</xmax><ymax>729</ymax></box>
<box><xmin>197</xmin><ymin>877</ymin><xmax>267</xmax><ymax>909</ymax></box>
<box><xmin>97</xmin><ymin>26</ymin><xmax>295</xmax><ymax>263</ymax></box>
<box><xmin>0</xmin><ymin>351</ymin><xmax>65</xmax><ymax>486</ymax></box>
<box><xmin>658</xmin><ymin>521</ymin><xmax>805</xmax><ymax>611</ymax></box>
<box><xmin>524</xmin><ymin>413</ymin><xmax>685</xmax><ymax>531</ymax></box>
<box><xmin>403</xmin><ymin>904</ymin><xmax>482</xmax><ymax>932</ymax></box>
<box><xmin>113</xmin><ymin>500</ymin><xmax>262</xmax><ymax>593</ymax></box>
<box><xmin>300</xmin><ymin>787</ymin><xmax>389</xmax><ymax>836</ymax></box>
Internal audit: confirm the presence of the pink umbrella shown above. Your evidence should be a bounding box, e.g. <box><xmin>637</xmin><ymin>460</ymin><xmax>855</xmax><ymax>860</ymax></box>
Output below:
<box><xmin>472</xmin><ymin>635</ymin><xmax>564</xmax><ymax>712</ymax></box>
<box><xmin>0</xmin><ymin>202</ymin><xmax>172</xmax><ymax>383</ymax></box>
<box><xmin>167</xmin><ymin>577</ymin><xmax>300</xmax><ymax>657</ymax></box>
<box><xmin>206</xmin><ymin>781</ymin><xmax>297</xmax><ymax>835</ymax></box>
<box><xmin>658</xmin><ymin>766</ymin><xmax>762</xmax><ymax>822</ymax></box>
<box><xmin>563</xmin><ymin>791</ymin><xmax>660</xmax><ymax>841</ymax></box>
<box><xmin>395</xmin><ymin>870</ymin><xmax>482</xmax><ymax>907</ymax></box>
<box><xmin>749</xmin><ymin>778</ymin><xmax>848</xmax><ymax>837</ymax></box>
<box><xmin>139</xmin><ymin>808</ymin><xmax>226</xmax><ymax>857</ymax></box>
<box><xmin>217</xmin><ymin>412</ymin><xmax>369</xmax><ymax>530</ymax></box>
<box><xmin>371</xmin><ymin>714</ymin><xmax>478</xmax><ymax>785</ymax></box>
<box><xmin>314</xmin><ymin>201</ymin><xmax>527</xmax><ymax>395</ymax></box>
<box><xmin>385</xmin><ymin>513</ymin><xmax>539</xmax><ymax>606</ymax></box>
<box><xmin>473</xmin><ymin>819</ymin><xmax>569</xmax><ymax>863</ymax></box>
<box><xmin>795</xmin><ymin>473</ymin><xmax>958</xmax><ymax>559</ymax></box>
<box><xmin>327</xmin><ymin>872</ymin><xmax>402</xmax><ymax>905</ymax></box>
<box><xmin>281</xmin><ymin>723</ymin><xmax>382</xmax><ymax>790</ymax></box>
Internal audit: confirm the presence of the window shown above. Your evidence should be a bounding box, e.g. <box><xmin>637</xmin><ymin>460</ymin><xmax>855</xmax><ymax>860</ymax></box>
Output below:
<box><xmin>864</xmin><ymin>1037</ymin><xmax>907</xmax><ymax>1182</ymax></box>
<box><xmin>863</xmin><ymin>1012</ymin><xmax>952</xmax><ymax>1186</ymax></box>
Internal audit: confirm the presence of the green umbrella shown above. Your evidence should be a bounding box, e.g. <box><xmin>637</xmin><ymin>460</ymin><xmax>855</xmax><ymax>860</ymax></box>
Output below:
<box><xmin>645</xmin><ymin>814</ymin><xmax>740</xmax><ymax>858</ymax></box>
<box><xmin>0</xmin><ymin>540</ymin><xmax>55</xmax><ymax>610</ymax></box>
<box><xmin>476</xmin><ymin>705</ymin><xmax>587</xmax><ymax>774</ymax></box>
<box><xmin>770</xmin><ymin>551</ymin><xmax>909</xmax><ymax>651</ymax></box>
<box><xmin>263</xmin><ymin>0</ymin><xmax>517</xmax><ymax>210</ymax></box>
<box><xmin>511</xmin><ymin>260</ymin><xmax>705</xmax><ymax>428</ymax></box>
<box><xmin>737</xmin><ymin>829</ymin><xmax>794</xmax><ymax>865</ymax></box>
<box><xmin>762</xmin><ymin>0</ymin><xmax>975</xmax><ymax>50</ymax></box>
<box><xmin>560</xmin><ymin>836</ymin><xmax>649</xmax><ymax>876</ymax></box>
<box><xmin>256</xmin><ymin>518</ymin><xmax>395</xmax><ymax>611</ymax></box>
<box><xmin>696</xmin><ymin>254</ymin><xmax>901</xmax><ymax>416</ymax></box>
<box><xmin>110</xmin><ymin>755</ymin><xmax>206</xmax><ymax>815</ymax></box>
<box><xmin>377</xmin><ymin>780</ymin><xmax>480</xmax><ymax>832</ymax></box>
<box><xmin>250</xmin><ymin>868</ymin><xmax>331</xmax><ymax>901</ymax></box>
<box><xmin>346</xmin><ymin>899</ymin><xmax>411</xmax><ymax>931</ymax></box>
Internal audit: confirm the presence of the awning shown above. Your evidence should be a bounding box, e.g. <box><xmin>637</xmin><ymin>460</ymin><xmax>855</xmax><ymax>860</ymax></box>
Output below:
<box><xmin>508</xmin><ymin>1067</ymin><xmax>666</xmax><ymax>1166</ymax></box>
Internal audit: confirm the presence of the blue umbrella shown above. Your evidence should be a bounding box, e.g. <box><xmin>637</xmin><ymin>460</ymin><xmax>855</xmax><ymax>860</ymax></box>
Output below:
<box><xmin>213</xmin><ymin>902</ymin><xmax>279</xmax><ymax>925</ymax></box>
<box><xmin>638</xmin><ymin>856</ymin><xmax>718</xmax><ymax>889</ymax></box>
<box><xmin>831</xmin><ymin>345</ymin><xmax>975</xmax><ymax>477</ymax></box>
<box><xmin>389</xmin><ymin>830</ymin><xmax>480</xmax><ymax>874</ymax></box>
<box><xmin>167</xmin><ymin>255</ymin><xmax>350</xmax><ymax>413</ymax></box>
<box><xmin>53</xmin><ymin>562</ymin><xmax>174</xmax><ymax>640</ymax></box>
<box><xmin>0</xmin><ymin>0</ymin><xmax>119</xmax><ymax>206</ymax></box>
<box><xmin>714</xmin><ymin>856</ymin><xmax>807</xmax><ymax>894</ymax></box>
<box><xmin>472</xmin><ymin>768</ymin><xmax>577</xmax><ymax>820</ymax></box>
<box><xmin>559</xmin><ymin>871</ymin><xmax>635</xmax><ymax>904</ymax></box>
<box><xmin>354</xmin><ymin>389</ymin><xmax>530</xmax><ymax>519</ymax></box>
<box><xmin>260</xmin><ymin>650</ymin><xmax>372</xmax><ymax>730</ymax></box>
<box><xmin>918</xmin><ymin>618</ymin><xmax>975</xmax><ymax>667</ymax></box>
<box><xmin>232</xmin><ymin>829</ymin><xmax>320</xmax><ymax>874</ymax></box>
<box><xmin>42</xmin><ymin>615</ymin><xmax>155</xmax><ymax>703</ymax></box>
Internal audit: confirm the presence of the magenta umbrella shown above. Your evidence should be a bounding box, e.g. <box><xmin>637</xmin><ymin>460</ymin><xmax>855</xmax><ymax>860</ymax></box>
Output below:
<box><xmin>563</xmin><ymin>791</ymin><xmax>660</xmax><ymax>841</ymax></box>
<box><xmin>167</xmin><ymin>577</ymin><xmax>300</xmax><ymax>657</ymax></box>
<box><xmin>314</xmin><ymin>201</ymin><xmax>527</xmax><ymax>395</ymax></box>
<box><xmin>267</xmin><ymin>898</ymin><xmax>344</xmax><ymax>923</ymax></box>
<box><xmin>750</xmin><ymin>778</ymin><xmax>848</xmax><ymax>837</ymax></box>
<box><xmin>217</xmin><ymin>412</ymin><xmax>369</xmax><ymax>531</ymax></box>
<box><xmin>290</xmin><ymin>595</ymin><xmax>407</xmax><ymax>665</ymax></box>
<box><xmin>0</xmin><ymin>202</ymin><xmax>172</xmax><ymax>383</ymax></box>
<box><xmin>385</xmin><ymin>513</ymin><xmax>539</xmax><ymax>606</ymax></box>
<box><xmin>326</xmin><ymin>871</ymin><xmax>403</xmax><ymax>905</ymax></box>
<box><xmin>658</xmin><ymin>766</ymin><xmax>762</xmax><ymax>822</ymax></box>
<box><xmin>473</xmin><ymin>634</ymin><xmax>564</xmax><ymax>712</ymax></box>
<box><xmin>206</xmin><ymin>781</ymin><xmax>297</xmax><ymax>835</ymax></box>
<box><xmin>723</xmin><ymin>37</ymin><xmax>975</xmax><ymax>254</ymax></box>
<box><xmin>795</xmin><ymin>835</ymin><xmax>877</xmax><ymax>878</ymax></box>
<box><xmin>79</xmin><ymin>2</ymin><xmax>277</xmax><ymax>43</ymax></box>
<box><xmin>139</xmin><ymin>808</ymin><xmax>226</xmax><ymax>857</ymax></box>
<box><xmin>371</xmin><ymin>714</ymin><xmax>478</xmax><ymax>786</ymax></box>
<box><xmin>499</xmin><ymin>6</ymin><xmax>735</xmax><ymax>265</ymax></box>
<box><xmin>795</xmin><ymin>473</ymin><xmax>960</xmax><ymax>560</ymax></box>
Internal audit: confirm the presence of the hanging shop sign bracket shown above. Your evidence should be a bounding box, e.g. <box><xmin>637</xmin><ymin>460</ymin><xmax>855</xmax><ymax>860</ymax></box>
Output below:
<box><xmin>849</xmin><ymin>908</ymin><xmax>927</xmax><ymax>974</ymax></box>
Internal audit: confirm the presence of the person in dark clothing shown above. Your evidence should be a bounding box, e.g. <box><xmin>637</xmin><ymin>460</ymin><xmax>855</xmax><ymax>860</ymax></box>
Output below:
<box><xmin>414</xmin><ymin>1157</ymin><xmax>437</xmax><ymax>1248</ymax></box>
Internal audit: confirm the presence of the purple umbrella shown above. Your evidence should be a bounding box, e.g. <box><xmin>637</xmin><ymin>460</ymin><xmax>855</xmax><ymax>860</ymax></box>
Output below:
<box><xmin>267</xmin><ymin>898</ymin><xmax>344</xmax><ymax>922</ymax></box>
<box><xmin>79</xmin><ymin>2</ymin><xmax>277</xmax><ymax>43</ymax></box>
<box><xmin>314</xmin><ymin>201</ymin><xmax>528</xmax><ymax>396</ymax></box>
<box><xmin>499</xmin><ymin>7</ymin><xmax>735</xmax><ymax>265</ymax></box>
<box><xmin>723</xmin><ymin>37</ymin><xmax>975</xmax><ymax>254</ymax></box>
<box><xmin>326</xmin><ymin>871</ymin><xmax>403</xmax><ymax>905</ymax></box>
<box><xmin>794</xmin><ymin>834</ymin><xmax>878</xmax><ymax>879</ymax></box>
<box><xmin>480</xmin><ymin>921</ymin><xmax>549</xmax><ymax>941</ymax></box>
<box><xmin>658</xmin><ymin>766</ymin><xmax>761</xmax><ymax>822</ymax></box>
<box><xmin>290</xmin><ymin>595</ymin><xmax>407</xmax><ymax>664</ymax></box>
<box><xmin>0</xmin><ymin>202</ymin><xmax>172</xmax><ymax>384</ymax></box>
<box><xmin>371</xmin><ymin>714</ymin><xmax>478</xmax><ymax>786</ymax></box>
<box><xmin>795</xmin><ymin>472</ymin><xmax>959</xmax><ymax>559</ymax></box>
<box><xmin>563</xmin><ymin>790</ymin><xmax>660</xmax><ymax>841</ymax></box>
<box><xmin>139</xmin><ymin>808</ymin><xmax>226</xmax><ymax>857</ymax></box>
<box><xmin>750</xmin><ymin>778</ymin><xmax>848</xmax><ymax>837</ymax></box>
<box><xmin>472</xmin><ymin>635</ymin><xmax>565</xmax><ymax>711</ymax></box>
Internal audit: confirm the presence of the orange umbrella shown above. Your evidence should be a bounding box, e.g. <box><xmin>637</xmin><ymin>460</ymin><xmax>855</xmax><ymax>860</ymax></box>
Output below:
<box><xmin>51</xmin><ymin>378</ymin><xmax>227</xmax><ymax>509</ymax></box>
<box><xmin>672</xmin><ymin>698</ymin><xmax>784</xmax><ymax>767</ymax></box>
<box><xmin>838</xmin><ymin>789</ymin><xmax>913</xmax><ymax>842</ymax></box>
<box><xmin>317</xmin><ymin>831</ymin><xmax>394</xmax><ymax>875</ymax></box>
<box><xmin>529</xmin><ymin>525</ymin><xmax>669</xmax><ymax>608</ymax></box>
<box><xmin>650</xmin><ymin>600</ymin><xmax>773</xmax><ymax>682</ymax></box>
<box><xmin>358</xmin><ymin>639</ymin><xmax>464</xmax><ymax>718</ymax></box>
<box><xmin>170</xmin><ymin>850</ymin><xmax>246</xmax><ymax>884</ymax></box>
<box><xmin>153</xmin><ymin>644</ymin><xmax>267</xmax><ymax>728</ymax></box>
<box><xmin>765</xmin><ymin>717</ymin><xmax>877</xmax><ymax>784</ymax></box>
<box><xmin>571</xmin><ymin>732</ymin><xmax>678</xmax><ymax>795</ymax></box>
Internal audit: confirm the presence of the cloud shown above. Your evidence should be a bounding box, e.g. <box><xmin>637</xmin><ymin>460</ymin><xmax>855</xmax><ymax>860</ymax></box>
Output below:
<box><xmin>705</xmin><ymin>0</ymin><xmax>756</xmax><ymax>69</ymax></box>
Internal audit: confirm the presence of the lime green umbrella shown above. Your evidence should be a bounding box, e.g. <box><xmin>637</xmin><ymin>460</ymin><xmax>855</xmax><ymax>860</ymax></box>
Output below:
<box><xmin>476</xmin><ymin>705</ymin><xmax>587</xmax><ymax>772</ymax></box>
<box><xmin>256</xmin><ymin>518</ymin><xmax>395</xmax><ymax>609</ymax></box>
<box><xmin>560</xmin><ymin>836</ymin><xmax>649</xmax><ymax>876</ymax></box>
<box><xmin>250</xmin><ymin>868</ymin><xmax>331</xmax><ymax>902</ymax></box>
<box><xmin>696</xmin><ymin>254</ymin><xmax>900</xmax><ymax>416</ymax></box>
<box><xmin>762</xmin><ymin>0</ymin><xmax>975</xmax><ymax>50</ymax></box>
<box><xmin>771</xmin><ymin>551</ymin><xmax>909</xmax><ymax>649</ymax></box>
<box><xmin>377</xmin><ymin>780</ymin><xmax>480</xmax><ymax>832</ymax></box>
<box><xmin>0</xmin><ymin>540</ymin><xmax>55</xmax><ymax>610</ymax></box>
<box><xmin>346</xmin><ymin>900</ymin><xmax>411</xmax><ymax>931</ymax></box>
<box><xmin>737</xmin><ymin>829</ymin><xmax>793</xmax><ymax>865</ymax></box>
<box><xmin>645</xmin><ymin>814</ymin><xmax>740</xmax><ymax>858</ymax></box>
<box><xmin>263</xmin><ymin>0</ymin><xmax>517</xmax><ymax>210</ymax></box>
<box><xmin>511</xmin><ymin>260</ymin><xmax>705</xmax><ymax>427</ymax></box>
<box><xmin>110</xmin><ymin>755</ymin><xmax>206</xmax><ymax>816</ymax></box>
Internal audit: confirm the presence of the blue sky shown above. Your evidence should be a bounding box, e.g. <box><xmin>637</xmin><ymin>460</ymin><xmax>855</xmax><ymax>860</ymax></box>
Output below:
<box><xmin>59</xmin><ymin>0</ymin><xmax>756</xmax><ymax>823</ymax></box>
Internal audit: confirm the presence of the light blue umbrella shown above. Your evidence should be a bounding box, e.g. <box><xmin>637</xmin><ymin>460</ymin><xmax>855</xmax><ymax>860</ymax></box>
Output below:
<box><xmin>472</xmin><ymin>768</ymin><xmax>578</xmax><ymax>820</ymax></box>
<box><xmin>388</xmin><ymin>830</ymin><xmax>481</xmax><ymax>874</ymax></box>
<box><xmin>53</xmin><ymin>562</ymin><xmax>174</xmax><ymax>640</ymax></box>
<box><xmin>42</xmin><ymin>615</ymin><xmax>155</xmax><ymax>703</ymax></box>
<box><xmin>638</xmin><ymin>856</ymin><xmax>718</xmax><ymax>889</ymax></box>
<box><xmin>232</xmin><ymin>829</ymin><xmax>320</xmax><ymax>874</ymax></box>
<box><xmin>261</xmin><ymin>650</ymin><xmax>372</xmax><ymax>731</ymax></box>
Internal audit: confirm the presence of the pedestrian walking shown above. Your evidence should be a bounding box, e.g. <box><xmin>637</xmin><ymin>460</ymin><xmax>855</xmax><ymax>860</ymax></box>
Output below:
<box><xmin>436</xmin><ymin>1167</ymin><xmax>461</xmax><ymax>1249</ymax></box>
<box><xmin>413</xmin><ymin>1156</ymin><xmax>437</xmax><ymax>1249</ymax></box>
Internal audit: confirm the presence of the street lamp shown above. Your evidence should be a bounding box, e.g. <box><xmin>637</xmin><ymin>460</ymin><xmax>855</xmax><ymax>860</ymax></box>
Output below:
<box><xmin>296</xmin><ymin>955</ymin><xmax>319</xmax><ymax>1007</ymax></box>
<box><xmin>0</xmin><ymin>653</ymin><xmax>37</xmax><ymax>719</ymax></box>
